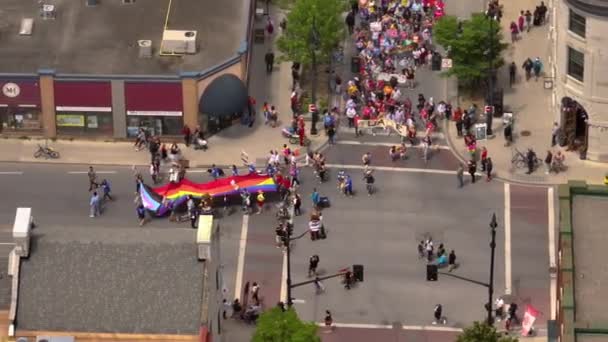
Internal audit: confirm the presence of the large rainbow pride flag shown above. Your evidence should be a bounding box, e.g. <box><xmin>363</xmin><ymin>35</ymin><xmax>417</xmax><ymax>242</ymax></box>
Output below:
<box><xmin>139</xmin><ymin>174</ymin><xmax>277</xmax><ymax>216</ymax></box>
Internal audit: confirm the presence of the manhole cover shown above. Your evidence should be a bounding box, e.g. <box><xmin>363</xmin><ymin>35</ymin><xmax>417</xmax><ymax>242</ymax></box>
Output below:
<box><xmin>521</xmin><ymin>130</ymin><xmax>531</xmax><ymax>136</ymax></box>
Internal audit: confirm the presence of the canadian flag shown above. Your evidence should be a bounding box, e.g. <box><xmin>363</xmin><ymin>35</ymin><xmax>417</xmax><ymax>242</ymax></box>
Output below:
<box><xmin>521</xmin><ymin>305</ymin><xmax>540</xmax><ymax>336</ymax></box>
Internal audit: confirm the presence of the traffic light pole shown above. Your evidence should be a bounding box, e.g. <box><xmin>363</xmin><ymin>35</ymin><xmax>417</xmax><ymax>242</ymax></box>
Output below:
<box><xmin>487</xmin><ymin>213</ymin><xmax>498</xmax><ymax>325</ymax></box>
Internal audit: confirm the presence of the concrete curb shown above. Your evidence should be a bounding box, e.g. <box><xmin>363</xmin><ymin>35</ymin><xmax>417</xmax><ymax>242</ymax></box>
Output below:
<box><xmin>442</xmin><ymin>120</ymin><xmax>560</xmax><ymax>187</ymax></box>
<box><xmin>0</xmin><ymin>137</ymin><xmax>330</xmax><ymax>171</ymax></box>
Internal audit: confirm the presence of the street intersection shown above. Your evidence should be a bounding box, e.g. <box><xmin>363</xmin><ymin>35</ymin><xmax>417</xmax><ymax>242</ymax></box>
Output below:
<box><xmin>0</xmin><ymin>128</ymin><xmax>554</xmax><ymax>340</ymax></box>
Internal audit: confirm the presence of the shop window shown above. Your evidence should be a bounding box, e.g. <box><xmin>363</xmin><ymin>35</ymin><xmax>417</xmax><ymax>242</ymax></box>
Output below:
<box><xmin>56</xmin><ymin>113</ymin><xmax>113</xmax><ymax>136</ymax></box>
<box><xmin>0</xmin><ymin>108</ymin><xmax>41</xmax><ymax>132</ymax></box>
<box><xmin>567</xmin><ymin>47</ymin><xmax>584</xmax><ymax>82</ymax></box>
<box><xmin>126</xmin><ymin>116</ymin><xmax>183</xmax><ymax>137</ymax></box>
<box><xmin>568</xmin><ymin>10</ymin><xmax>585</xmax><ymax>38</ymax></box>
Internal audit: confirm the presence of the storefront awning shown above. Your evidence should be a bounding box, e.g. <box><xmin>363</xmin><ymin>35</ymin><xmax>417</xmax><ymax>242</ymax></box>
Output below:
<box><xmin>54</xmin><ymin>81</ymin><xmax>112</xmax><ymax>112</ymax></box>
<box><xmin>0</xmin><ymin>80</ymin><xmax>41</xmax><ymax>107</ymax></box>
<box><xmin>125</xmin><ymin>82</ymin><xmax>183</xmax><ymax>116</ymax></box>
<box><xmin>199</xmin><ymin>74</ymin><xmax>248</xmax><ymax>117</ymax></box>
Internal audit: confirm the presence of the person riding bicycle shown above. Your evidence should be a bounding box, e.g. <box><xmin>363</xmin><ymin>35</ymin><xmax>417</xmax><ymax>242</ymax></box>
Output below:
<box><xmin>363</xmin><ymin>169</ymin><xmax>375</xmax><ymax>195</ymax></box>
<box><xmin>526</xmin><ymin>148</ymin><xmax>537</xmax><ymax>174</ymax></box>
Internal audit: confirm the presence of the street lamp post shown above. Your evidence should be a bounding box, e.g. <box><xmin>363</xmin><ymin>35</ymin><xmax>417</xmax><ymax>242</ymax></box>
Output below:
<box><xmin>309</xmin><ymin>16</ymin><xmax>321</xmax><ymax>135</ymax></box>
<box><xmin>487</xmin><ymin>213</ymin><xmax>498</xmax><ymax>325</ymax></box>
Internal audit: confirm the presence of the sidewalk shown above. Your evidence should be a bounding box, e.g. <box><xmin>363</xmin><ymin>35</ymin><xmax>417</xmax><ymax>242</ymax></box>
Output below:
<box><xmin>444</xmin><ymin>0</ymin><xmax>607</xmax><ymax>185</ymax></box>
<box><xmin>0</xmin><ymin>5</ymin><xmax>326</xmax><ymax>169</ymax></box>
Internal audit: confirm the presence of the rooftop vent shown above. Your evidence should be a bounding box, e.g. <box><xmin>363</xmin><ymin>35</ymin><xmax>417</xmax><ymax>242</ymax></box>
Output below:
<box><xmin>160</xmin><ymin>30</ymin><xmax>197</xmax><ymax>55</ymax></box>
<box><xmin>138</xmin><ymin>40</ymin><xmax>152</xmax><ymax>58</ymax></box>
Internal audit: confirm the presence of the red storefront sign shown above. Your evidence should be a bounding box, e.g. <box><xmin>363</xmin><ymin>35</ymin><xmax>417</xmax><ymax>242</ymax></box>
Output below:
<box><xmin>54</xmin><ymin>81</ymin><xmax>112</xmax><ymax>112</ymax></box>
<box><xmin>124</xmin><ymin>82</ymin><xmax>183</xmax><ymax>116</ymax></box>
<box><xmin>0</xmin><ymin>80</ymin><xmax>41</xmax><ymax>108</ymax></box>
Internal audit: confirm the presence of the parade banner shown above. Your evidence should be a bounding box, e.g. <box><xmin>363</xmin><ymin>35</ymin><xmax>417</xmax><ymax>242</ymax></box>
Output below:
<box><xmin>521</xmin><ymin>305</ymin><xmax>540</xmax><ymax>336</ymax></box>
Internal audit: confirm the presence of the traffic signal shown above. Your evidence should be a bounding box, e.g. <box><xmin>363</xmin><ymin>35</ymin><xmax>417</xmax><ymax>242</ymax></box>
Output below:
<box><xmin>426</xmin><ymin>264</ymin><xmax>438</xmax><ymax>281</ymax></box>
<box><xmin>353</xmin><ymin>264</ymin><xmax>364</xmax><ymax>282</ymax></box>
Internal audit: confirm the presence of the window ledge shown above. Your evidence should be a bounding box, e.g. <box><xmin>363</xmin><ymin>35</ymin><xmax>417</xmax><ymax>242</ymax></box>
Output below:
<box><xmin>567</xmin><ymin>30</ymin><xmax>587</xmax><ymax>43</ymax></box>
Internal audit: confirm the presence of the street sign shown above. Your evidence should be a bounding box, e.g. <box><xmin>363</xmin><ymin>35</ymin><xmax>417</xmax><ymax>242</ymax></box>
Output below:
<box><xmin>484</xmin><ymin>105</ymin><xmax>494</xmax><ymax>115</ymax></box>
<box><xmin>441</xmin><ymin>58</ymin><xmax>453</xmax><ymax>69</ymax></box>
<box><xmin>475</xmin><ymin>123</ymin><xmax>487</xmax><ymax>141</ymax></box>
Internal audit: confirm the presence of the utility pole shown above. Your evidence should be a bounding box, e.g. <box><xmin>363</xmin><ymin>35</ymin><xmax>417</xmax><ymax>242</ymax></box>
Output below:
<box><xmin>487</xmin><ymin>213</ymin><xmax>498</xmax><ymax>325</ymax></box>
<box><xmin>486</xmin><ymin>16</ymin><xmax>495</xmax><ymax>136</ymax></box>
<box><xmin>309</xmin><ymin>15</ymin><xmax>321</xmax><ymax>135</ymax></box>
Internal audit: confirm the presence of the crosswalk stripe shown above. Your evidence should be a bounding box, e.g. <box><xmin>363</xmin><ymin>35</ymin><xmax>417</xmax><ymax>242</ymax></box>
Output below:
<box><xmin>337</xmin><ymin>140</ymin><xmax>450</xmax><ymax>150</ymax></box>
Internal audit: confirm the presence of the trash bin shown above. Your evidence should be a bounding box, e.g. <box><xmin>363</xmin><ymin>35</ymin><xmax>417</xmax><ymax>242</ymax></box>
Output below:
<box><xmin>351</xmin><ymin>56</ymin><xmax>360</xmax><ymax>74</ymax></box>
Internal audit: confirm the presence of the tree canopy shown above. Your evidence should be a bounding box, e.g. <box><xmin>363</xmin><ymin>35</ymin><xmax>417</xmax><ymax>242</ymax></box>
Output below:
<box><xmin>433</xmin><ymin>13</ymin><xmax>507</xmax><ymax>89</ymax></box>
<box><xmin>276</xmin><ymin>0</ymin><xmax>346</xmax><ymax>65</ymax></box>
<box><xmin>456</xmin><ymin>321</ymin><xmax>519</xmax><ymax>342</ymax></box>
<box><xmin>252</xmin><ymin>307</ymin><xmax>320</xmax><ymax>342</ymax></box>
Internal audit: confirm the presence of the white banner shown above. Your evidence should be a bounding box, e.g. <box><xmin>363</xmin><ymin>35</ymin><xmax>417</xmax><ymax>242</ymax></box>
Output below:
<box><xmin>57</xmin><ymin>106</ymin><xmax>111</xmax><ymax>112</ymax></box>
<box><xmin>127</xmin><ymin>110</ymin><xmax>182</xmax><ymax>117</ymax></box>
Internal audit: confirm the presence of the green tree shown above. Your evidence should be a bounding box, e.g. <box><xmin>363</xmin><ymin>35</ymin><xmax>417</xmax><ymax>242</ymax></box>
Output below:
<box><xmin>276</xmin><ymin>0</ymin><xmax>345</xmax><ymax>66</ymax></box>
<box><xmin>252</xmin><ymin>307</ymin><xmax>321</xmax><ymax>342</ymax></box>
<box><xmin>433</xmin><ymin>13</ymin><xmax>507</xmax><ymax>90</ymax></box>
<box><xmin>457</xmin><ymin>321</ymin><xmax>519</xmax><ymax>342</ymax></box>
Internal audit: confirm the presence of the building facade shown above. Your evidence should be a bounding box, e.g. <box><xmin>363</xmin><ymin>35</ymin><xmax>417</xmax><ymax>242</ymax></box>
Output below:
<box><xmin>0</xmin><ymin>0</ymin><xmax>255</xmax><ymax>140</ymax></box>
<box><xmin>553</xmin><ymin>0</ymin><xmax>608</xmax><ymax>162</ymax></box>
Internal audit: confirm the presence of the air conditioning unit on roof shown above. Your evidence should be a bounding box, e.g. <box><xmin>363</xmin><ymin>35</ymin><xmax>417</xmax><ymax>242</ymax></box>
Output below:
<box><xmin>161</xmin><ymin>30</ymin><xmax>197</xmax><ymax>54</ymax></box>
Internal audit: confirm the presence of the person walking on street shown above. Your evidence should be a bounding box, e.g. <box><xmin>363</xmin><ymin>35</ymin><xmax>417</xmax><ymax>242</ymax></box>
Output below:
<box><xmin>311</xmin><ymin>188</ymin><xmax>320</xmax><ymax>208</ymax></box>
<box><xmin>510</xmin><ymin>21</ymin><xmax>519</xmax><ymax>42</ymax></box>
<box><xmin>551</xmin><ymin>122</ymin><xmax>560</xmax><ymax>146</ymax></box>
<box><xmin>533</xmin><ymin>57</ymin><xmax>543</xmax><ymax>81</ymax></box>
<box><xmin>525</xmin><ymin>10</ymin><xmax>533</xmax><ymax>31</ymax></box>
<box><xmin>324</xmin><ymin>310</ymin><xmax>334</xmax><ymax>333</ymax></box>
<box><xmin>88</xmin><ymin>166</ymin><xmax>98</xmax><ymax>191</ymax></box>
<box><xmin>509</xmin><ymin>62</ymin><xmax>517</xmax><ymax>87</ymax></box>
<box><xmin>136</xmin><ymin>203</ymin><xmax>146</xmax><ymax>226</ymax></box>
<box><xmin>433</xmin><ymin>304</ymin><xmax>443</xmax><ymax>325</ymax></box>
<box><xmin>90</xmin><ymin>191</ymin><xmax>100</xmax><ymax>218</ymax></box>
<box><xmin>256</xmin><ymin>190</ymin><xmax>265</xmax><ymax>214</ymax></box>
<box><xmin>182</xmin><ymin>125</ymin><xmax>191</xmax><ymax>147</ymax></box>
<box><xmin>251</xmin><ymin>282</ymin><xmax>260</xmax><ymax>305</ymax></box>
<box><xmin>418</xmin><ymin>241</ymin><xmax>425</xmax><ymax>258</ymax></box>
<box><xmin>308</xmin><ymin>254</ymin><xmax>320</xmax><ymax>277</ymax></box>
<box><xmin>486</xmin><ymin>158</ymin><xmax>493</xmax><ymax>181</ymax></box>
<box><xmin>468</xmin><ymin>160</ymin><xmax>477</xmax><ymax>183</ymax></box>
<box><xmin>522</xmin><ymin>58</ymin><xmax>533</xmax><ymax>81</ymax></box>
<box><xmin>101</xmin><ymin>179</ymin><xmax>113</xmax><ymax>201</ymax></box>
<box><xmin>293</xmin><ymin>193</ymin><xmax>302</xmax><ymax>216</ymax></box>
<box><xmin>544</xmin><ymin>150</ymin><xmax>553</xmax><ymax>174</ymax></box>
<box><xmin>495</xmin><ymin>297</ymin><xmax>505</xmax><ymax>321</ymax></box>
<box><xmin>264</xmin><ymin>50</ymin><xmax>275</xmax><ymax>73</ymax></box>
<box><xmin>456</xmin><ymin>163</ymin><xmax>464</xmax><ymax>188</ymax></box>
<box><xmin>518</xmin><ymin>11</ymin><xmax>525</xmax><ymax>33</ymax></box>
<box><xmin>345</xmin><ymin>10</ymin><xmax>355</xmax><ymax>34</ymax></box>
<box><xmin>453</xmin><ymin>106</ymin><xmax>463</xmax><ymax>137</ymax></box>
<box><xmin>526</xmin><ymin>148</ymin><xmax>537</xmax><ymax>174</ymax></box>
<box><xmin>480</xmin><ymin>147</ymin><xmax>488</xmax><ymax>171</ymax></box>
<box><xmin>448</xmin><ymin>250</ymin><xmax>457</xmax><ymax>272</ymax></box>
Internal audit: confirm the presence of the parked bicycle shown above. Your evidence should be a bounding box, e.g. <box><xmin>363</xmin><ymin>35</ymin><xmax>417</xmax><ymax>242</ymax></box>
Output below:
<box><xmin>511</xmin><ymin>147</ymin><xmax>541</xmax><ymax>169</ymax></box>
<box><xmin>33</xmin><ymin>141</ymin><xmax>60</xmax><ymax>159</ymax></box>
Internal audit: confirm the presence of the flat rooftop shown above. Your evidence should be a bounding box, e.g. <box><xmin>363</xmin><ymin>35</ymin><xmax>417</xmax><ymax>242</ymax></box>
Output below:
<box><xmin>0</xmin><ymin>0</ymin><xmax>248</xmax><ymax>75</ymax></box>
<box><xmin>16</xmin><ymin>227</ymin><xmax>203</xmax><ymax>334</ymax></box>
<box><xmin>572</xmin><ymin>195</ymin><xmax>608</xmax><ymax>325</ymax></box>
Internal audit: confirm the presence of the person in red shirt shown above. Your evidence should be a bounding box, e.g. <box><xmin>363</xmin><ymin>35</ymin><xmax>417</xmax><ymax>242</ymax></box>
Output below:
<box><xmin>298</xmin><ymin>125</ymin><xmax>306</xmax><ymax>146</ymax></box>
<box><xmin>182</xmin><ymin>125</ymin><xmax>191</xmax><ymax>147</ymax></box>
<box><xmin>354</xmin><ymin>113</ymin><xmax>361</xmax><ymax>137</ymax></box>
<box><xmin>453</xmin><ymin>106</ymin><xmax>463</xmax><ymax>137</ymax></box>
<box><xmin>480</xmin><ymin>146</ymin><xmax>489</xmax><ymax>171</ymax></box>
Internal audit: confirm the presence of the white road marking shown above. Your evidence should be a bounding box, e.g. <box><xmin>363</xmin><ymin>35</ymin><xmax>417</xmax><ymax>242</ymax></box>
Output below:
<box><xmin>315</xmin><ymin>322</ymin><xmax>462</xmax><ymax>332</ymax></box>
<box><xmin>339</xmin><ymin>126</ymin><xmax>446</xmax><ymax>139</ymax></box>
<box><xmin>0</xmin><ymin>171</ymin><xmax>23</xmax><ymax>175</ymax></box>
<box><xmin>548</xmin><ymin>187</ymin><xmax>557</xmax><ymax>320</ymax></box>
<box><xmin>234</xmin><ymin>214</ymin><xmax>249</xmax><ymax>300</ymax></box>
<box><xmin>325</xmin><ymin>163</ymin><xmax>457</xmax><ymax>175</ymax></box>
<box><xmin>504</xmin><ymin>183</ymin><xmax>512</xmax><ymax>295</ymax></box>
<box><xmin>337</xmin><ymin>140</ymin><xmax>451</xmax><ymax>150</ymax></box>
<box><xmin>187</xmin><ymin>169</ymin><xmax>208</xmax><ymax>173</ymax></box>
<box><xmin>292</xmin><ymin>298</ymin><xmax>306</xmax><ymax>304</ymax></box>
<box><xmin>0</xmin><ymin>243</ymin><xmax>16</xmax><ymax>246</ymax></box>
<box><xmin>68</xmin><ymin>171</ymin><xmax>117</xmax><ymax>174</ymax></box>
<box><xmin>280</xmin><ymin>250</ymin><xmax>287</xmax><ymax>303</ymax></box>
